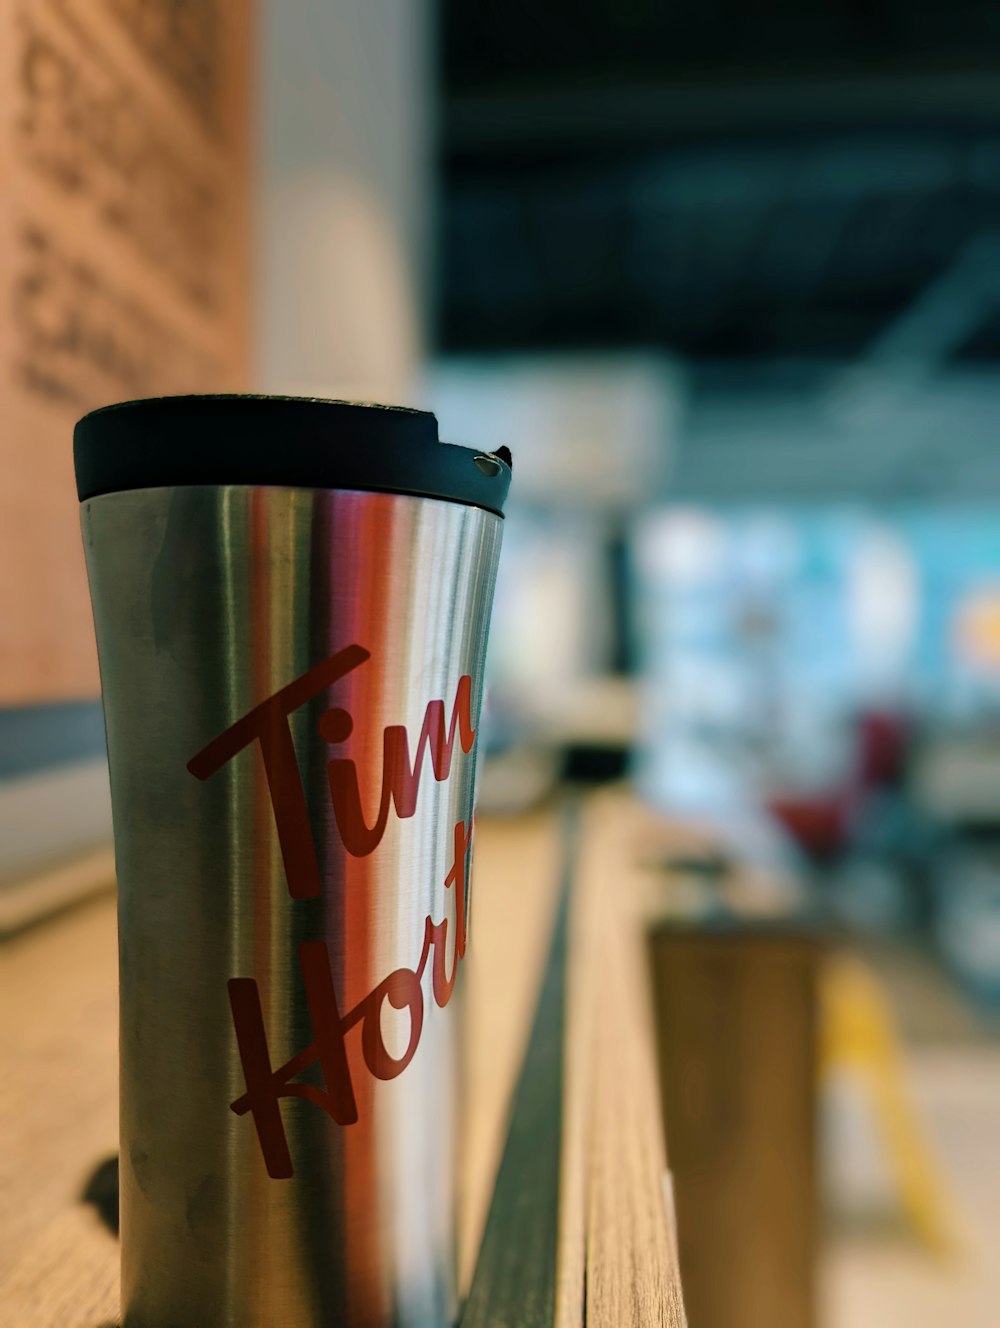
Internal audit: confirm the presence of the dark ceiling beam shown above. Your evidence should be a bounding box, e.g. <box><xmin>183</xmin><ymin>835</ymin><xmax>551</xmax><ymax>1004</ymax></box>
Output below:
<box><xmin>445</xmin><ymin>68</ymin><xmax>1000</xmax><ymax>158</ymax></box>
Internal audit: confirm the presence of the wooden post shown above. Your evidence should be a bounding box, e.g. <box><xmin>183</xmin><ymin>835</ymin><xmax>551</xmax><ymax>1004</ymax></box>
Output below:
<box><xmin>648</xmin><ymin>925</ymin><xmax>822</xmax><ymax>1328</ymax></box>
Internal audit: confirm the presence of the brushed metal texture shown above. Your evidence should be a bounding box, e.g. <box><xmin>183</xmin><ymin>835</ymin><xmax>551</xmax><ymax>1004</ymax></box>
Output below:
<box><xmin>82</xmin><ymin>485</ymin><xmax>502</xmax><ymax>1327</ymax></box>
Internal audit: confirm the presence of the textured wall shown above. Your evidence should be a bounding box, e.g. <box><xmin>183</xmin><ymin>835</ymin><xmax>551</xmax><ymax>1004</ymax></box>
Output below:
<box><xmin>0</xmin><ymin>0</ymin><xmax>252</xmax><ymax>702</ymax></box>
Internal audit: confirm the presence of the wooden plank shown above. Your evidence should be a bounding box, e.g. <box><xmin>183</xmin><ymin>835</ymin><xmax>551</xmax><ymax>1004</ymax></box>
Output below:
<box><xmin>460</xmin><ymin>825</ymin><xmax>571</xmax><ymax>1327</ymax></box>
<box><xmin>458</xmin><ymin>810</ymin><xmax>565</xmax><ymax>1292</ymax></box>
<box><xmin>0</xmin><ymin>893</ymin><xmax>120</xmax><ymax>1323</ymax></box>
<box><xmin>463</xmin><ymin>793</ymin><xmax>692</xmax><ymax>1327</ymax></box>
<box><xmin>465</xmin><ymin>791</ymin><xmax>689</xmax><ymax>1327</ymax></box>
<box><xmin>0</xmin><ymin>809</ymin><xmax>564</xmax><ymax>1326</ymax></box>
<box><xmin>0</xmin><ymin>797</ymin><xmax>691</xmax><ymax>1327</ymax></box>
<box><xmin>552</xmin><ymin>812</ymin><xmax>592</xmax><ymax>1328</ymax></box>
<box><xmin>576</xmin><ymin>793</ymin><xmax>688</xmax><ymax>1327</ymax></box>
<box><xmin>0</xmin><ymin>0</ymin><xmax>252</xmax><ymax>702</ymax></box>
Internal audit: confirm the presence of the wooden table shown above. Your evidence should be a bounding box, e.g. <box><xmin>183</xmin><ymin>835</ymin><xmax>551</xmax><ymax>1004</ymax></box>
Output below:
<box><xmin>0</xmin><ymin>813</ymin><xmax>558</xmax><ymax>1325</ymax></box>
<box><xmin>1</xmin><ymin>888</ymin><xmax>120</xmax><ymax>1324</ymax></box>
<box><xmin>0</xmin><ymin>802</ymin><xmax>685</xmax><ymax>1326</ymax></box>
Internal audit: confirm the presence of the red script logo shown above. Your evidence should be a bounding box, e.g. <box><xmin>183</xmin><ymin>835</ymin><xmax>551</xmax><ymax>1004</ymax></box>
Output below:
<box><xmin>188</xmin><ymin>646</ymin><xmax>477</xmax><ymax>1178</ymax></box>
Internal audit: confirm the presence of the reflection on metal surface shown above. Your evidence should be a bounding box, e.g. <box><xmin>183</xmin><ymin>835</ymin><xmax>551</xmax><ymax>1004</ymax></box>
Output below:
<box><xmin>83</xmin><ymin>485</ymin><xmax>502</xmax><ymax>1327</ymax></box>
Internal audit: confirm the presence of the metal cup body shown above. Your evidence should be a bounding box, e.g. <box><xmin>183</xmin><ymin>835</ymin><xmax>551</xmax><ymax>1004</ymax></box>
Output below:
<box><xmin>81</xmin><ymin>484</ymin><xmax>502</xmax><ymax>1327</ymax></box>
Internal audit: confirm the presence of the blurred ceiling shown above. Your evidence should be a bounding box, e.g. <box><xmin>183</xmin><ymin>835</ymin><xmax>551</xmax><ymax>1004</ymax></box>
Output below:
<box><xmin>438</xmin><ymin>1</ymin><xmax>1000</xmax><ymax>362</ymax></box>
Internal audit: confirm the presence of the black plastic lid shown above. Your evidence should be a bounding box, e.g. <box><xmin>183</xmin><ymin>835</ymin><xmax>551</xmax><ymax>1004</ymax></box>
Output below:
<box><xmin>74</xmin><ymin>395</ymin><xmax>511</xmax><ymax>516</ymax></box>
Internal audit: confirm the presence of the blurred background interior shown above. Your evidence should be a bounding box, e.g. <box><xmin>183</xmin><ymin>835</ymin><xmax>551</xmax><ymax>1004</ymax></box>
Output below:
<box><xmin>3</xmin><ymin>0</ymin><xmax>1000</xmax><ymax>1324</ymax></box>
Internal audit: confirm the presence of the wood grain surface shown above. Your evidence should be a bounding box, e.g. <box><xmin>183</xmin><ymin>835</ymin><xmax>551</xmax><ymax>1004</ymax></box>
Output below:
<box><xmin>6</xmin><ymin>793</ymin><xmax>995</xmax><ymax>1328</ymax></box>
<box><xmin>461</xmin><ymin>824</ymin><xmax>570</xmax><ymax>1327</ymax></box>
<box><xmin>0</xmin><ymin>0</ymin><xmax>252</xmax><ymax>702</ymax></box>
<box><xmin>0</xmin><ymin>886</ymin><xmax>119</xmax><ymax>1323</ymax></box>
<box><xmin>650</xmin><ymin>928</ymin><xmax>821</xmax><ymax>1328</ymax></box>
<box><xmin>572</xmin><ymin>793</ymin><xmax>688</xmax><ymax>1327</ymax></box>
<box><xmin>461</xmin><ymin>793</ymin><xmax>689</xmax><ymax>1327</ymax></box>
<box><xmin>0</xmin><ymin>810</ymin><xmax>564</xmax><ymax>1326</ymax></box>
<box><xmin>0</xmin><ymin>800</ymin><xmax>688</xmax><ymax>1326</ymax></box>
<box><xmin>458</xmin><ymin>811</ymin><xmax>565</xmax><ymax>1291</ymax></box>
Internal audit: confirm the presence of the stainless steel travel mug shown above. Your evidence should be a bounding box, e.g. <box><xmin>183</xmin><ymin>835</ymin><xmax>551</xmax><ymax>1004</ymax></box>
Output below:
<box><xmin>75</xmin><ymin>396</ymin><xmax>510</xmax><ymax>1328</ymax></box>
